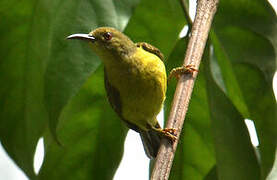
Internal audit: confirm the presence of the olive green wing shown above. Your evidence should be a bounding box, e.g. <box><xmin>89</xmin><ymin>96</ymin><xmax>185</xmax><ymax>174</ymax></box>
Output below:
<box><xmin>136</xmin><ymin>42</ymin><xmax>164</xmax><ymax>62</ymax></box>
<box><xmin>104</xmin><ymin>68</ymin><xmax>161</xmax><ymax>159</ymax></box>
<box><xmin>104</xmin><ymin>69</ymin><xmax>139</xmax><ymax>132</ymax></box>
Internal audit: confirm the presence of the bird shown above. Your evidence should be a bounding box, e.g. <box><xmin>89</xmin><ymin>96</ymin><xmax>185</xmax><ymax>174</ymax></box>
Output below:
<box><xmin>67</xmin><ymin>27</ymin><xmax>176</xmax><ymax>158</ymax></box>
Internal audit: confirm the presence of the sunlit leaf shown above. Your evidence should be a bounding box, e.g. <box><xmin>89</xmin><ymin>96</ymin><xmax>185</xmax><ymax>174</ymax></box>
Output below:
<box><xmin>39</xmin><ymin>68</ymin><xmax>128</xmax><ymax>180</ymax></box>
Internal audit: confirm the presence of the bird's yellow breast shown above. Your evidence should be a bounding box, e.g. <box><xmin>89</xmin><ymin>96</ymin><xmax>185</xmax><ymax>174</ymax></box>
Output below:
<box><xmin>105</xmin><ymin>47</ymin><xmax>167</xmax><ymax>130</ymax></box>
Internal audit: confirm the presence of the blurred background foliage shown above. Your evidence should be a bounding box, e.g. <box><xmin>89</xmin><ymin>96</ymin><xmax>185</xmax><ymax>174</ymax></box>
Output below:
<box><xmin>0</xmin><ymin>0</ymin><xmax>276</xmax><ymax>179</ymax></box>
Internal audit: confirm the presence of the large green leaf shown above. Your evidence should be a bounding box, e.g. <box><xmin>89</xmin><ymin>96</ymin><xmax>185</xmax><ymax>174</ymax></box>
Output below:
<box><xmin>0</xmin><ymin>0</ymin><xmax>139</xmax><ymax>178</ymax></box>
<box><xmin>39</xmin><ymin>68</ymin><xmax>128</xmax><ymax>180</ymax></box>
<box><xmin>205</xmin><ymin>50</ymin><xmax>261</xmax><ymax>180</ymax></box>
<box><xmin>124</xmin><ymin>0</ymin><xmax>186</xmax><ymax>59</ymax></box>
<box><xmin>210</xmin><ymin>28</ymin><xmax>277</xmax><ymax>178</ymax></box>
<box><xmin>0</xmin><ymin>0</ymin><xmax>50</xmax><ymax>178</ymax></box>
<box><xmin>216</xmin><ymin>0</ymin><xmax>277</xmax><ymax>52</ymax></box>
<box><xmin>212</xmin><ymin>0</ymin><xmax>277</xmax><ymax>177</ymax></box>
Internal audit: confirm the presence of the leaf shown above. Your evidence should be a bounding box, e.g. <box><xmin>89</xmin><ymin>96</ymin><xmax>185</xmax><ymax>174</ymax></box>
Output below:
<box><xmin>0</xmin><ymin>0</ymin><xmax>50</xmax><ymax>178</ymax></box>
<box><xmin>204</xmin><ymin>52</ymin><xmax>261</xmax><ymax>180</ymax></box>
<box><xmin>209</xmin><ymin>31</ymin><xmax>250</xmax><ymax>117</ymax></box>
<box><xmin>204</xmin><ymin>166</ymin><xmax>218</xmax><ymax>180</ymax></box>
<box><xmin>212</xmin><ymin>0</ymin><xmax>277</xmax><ymax>177</ymax></box>
<box><xmin>210</xmin><ymin>29</ymin><xmax>277</xmax><ymax>178</ymax></box>
<box><xmin>0</xmin><ymin>0</ymin><xmax>139</xmax><ymax>178</ymax></box>
<box><xmin>213</xmin><ymin>0</ymin><xmax>277</xmax><ymax>45</ymax></box>
<box><xmin>124</xmin><ymin>0</ymin><xmax>186</xmax><ymax>59</ymax></box>
<box><xmin>39</xmin><ymin>68</ymin><xmax>128</xmax><ymax>180</ymax></box>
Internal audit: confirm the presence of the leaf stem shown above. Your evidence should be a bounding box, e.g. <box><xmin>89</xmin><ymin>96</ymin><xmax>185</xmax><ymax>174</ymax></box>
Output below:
<box><xmin>150</xmin><ymin>0</ymin><xmax>219</xmax><ymax>179</ymax></box>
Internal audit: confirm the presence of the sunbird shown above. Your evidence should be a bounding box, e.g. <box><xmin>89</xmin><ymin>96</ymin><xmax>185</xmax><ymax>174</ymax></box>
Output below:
<box><xmin>67</xmin><ymin>27</ymin><xmax>177</xmax><ymax>158</ymax></box>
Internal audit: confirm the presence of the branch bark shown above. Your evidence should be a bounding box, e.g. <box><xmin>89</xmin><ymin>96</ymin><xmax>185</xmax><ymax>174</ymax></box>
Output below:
<box><xmin>151</xmin><ymin>0</ymin><xmax>219</xmax><ymax>179</ymax></box>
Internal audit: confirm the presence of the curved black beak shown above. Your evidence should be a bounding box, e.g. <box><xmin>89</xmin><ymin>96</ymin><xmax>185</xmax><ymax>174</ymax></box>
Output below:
<box><xmin>67</xmin><ymin>34</ymin><xmax>96</xmax><ymax>42</ymax></box>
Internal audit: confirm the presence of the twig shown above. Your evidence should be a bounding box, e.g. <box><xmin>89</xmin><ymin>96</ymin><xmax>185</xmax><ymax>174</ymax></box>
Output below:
<box><xmin>150</xmin><ymin>0</ymin><xmax>219</xmax><ymax>179</ymax></box>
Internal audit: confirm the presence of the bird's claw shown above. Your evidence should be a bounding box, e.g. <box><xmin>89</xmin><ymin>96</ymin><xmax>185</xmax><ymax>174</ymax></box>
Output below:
<box><xmin>168</xmin><ymin>64</ymin><xmax>198</xmax><ymax>81</ymax></box>
<box><xmin>161</xmin><ymin>128</ymin><xmax>177</xmax><ymax>143</ymax></box>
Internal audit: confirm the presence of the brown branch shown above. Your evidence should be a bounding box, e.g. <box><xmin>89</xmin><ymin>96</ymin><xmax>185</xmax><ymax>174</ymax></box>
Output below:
<box><xmin>150</xmin><ymin>0</ymin><xmax>219</xmax><ymax>179</ymax></box>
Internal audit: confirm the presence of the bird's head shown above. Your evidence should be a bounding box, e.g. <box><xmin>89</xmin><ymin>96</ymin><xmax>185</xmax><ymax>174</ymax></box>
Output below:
<box><xmin>67</xmin><ymin>27</ymin><xmax>136</xmax><ymax>59</ymax></box>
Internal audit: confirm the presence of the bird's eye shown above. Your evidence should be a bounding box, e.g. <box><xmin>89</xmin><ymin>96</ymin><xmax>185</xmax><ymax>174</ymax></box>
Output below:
<box><xmin>103</xmin><ymin>32</ymin><xmax>112</xmax><ymax>41</ymax></box>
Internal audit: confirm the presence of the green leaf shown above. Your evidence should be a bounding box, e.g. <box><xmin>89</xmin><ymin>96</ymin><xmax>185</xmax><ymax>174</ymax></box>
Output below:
<box><xmin>213</xmin><ymin>0</ymin><xmax>277</xmax><ymax>44</ymax></box>
<box><xmin>0</xmin><ymin>0</ymin><xmax>139</xmax><ymax>178</ymax></box>
<box><xmin>124</xmin><ymin>0</ymin><xmax>186</xmax><ymax>59</ymax></box>
<box><xmin>204</xmin><ymin>166</ymin><xmax>218</xmax><ymax>180</ymax></box>
<box><xmin>211</xmin><ymin>28</ymin><xmax>277</xmax><ymax>178</ymax></box>
<box><xmin>204</xmin><ymin>52</ymin><xmax>261</xmax><ymax>179</ymax></box>
<box><xmin>209</xmin><ymin>30</ymin><xmax>250</xmax><ymax>117</ymax></box>
<box><xmin>0</xmin><ymin>0</ymin><xmax>50</xmax><ymax>178</ymax></box>
<box><xmin>213</xmin><ymin>0</ymin><xmax>277</xmax><ymax>177</ymax></box>
<box><xmin>39</xmin><ymin>68</ymin><xmax>128</xmax><ymax>180</ymax></box>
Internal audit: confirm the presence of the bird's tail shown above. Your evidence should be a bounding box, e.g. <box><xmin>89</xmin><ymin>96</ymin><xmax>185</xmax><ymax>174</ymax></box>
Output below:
<box><xmin>139</xmin><ymin>123</ymin><xmax>161</xmax><ymax>159</ymax></box>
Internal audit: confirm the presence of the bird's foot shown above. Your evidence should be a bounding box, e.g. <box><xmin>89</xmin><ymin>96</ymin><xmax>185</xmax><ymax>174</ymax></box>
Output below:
<box><xmin>168</xmin><ymin>64</ymin><xmax>198</xmax><ymax>81</ymax></box>
<box><xmin>158</xmin><ymin>128</ymin><xmax>177</xmax><ymax>143</ymax></box>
